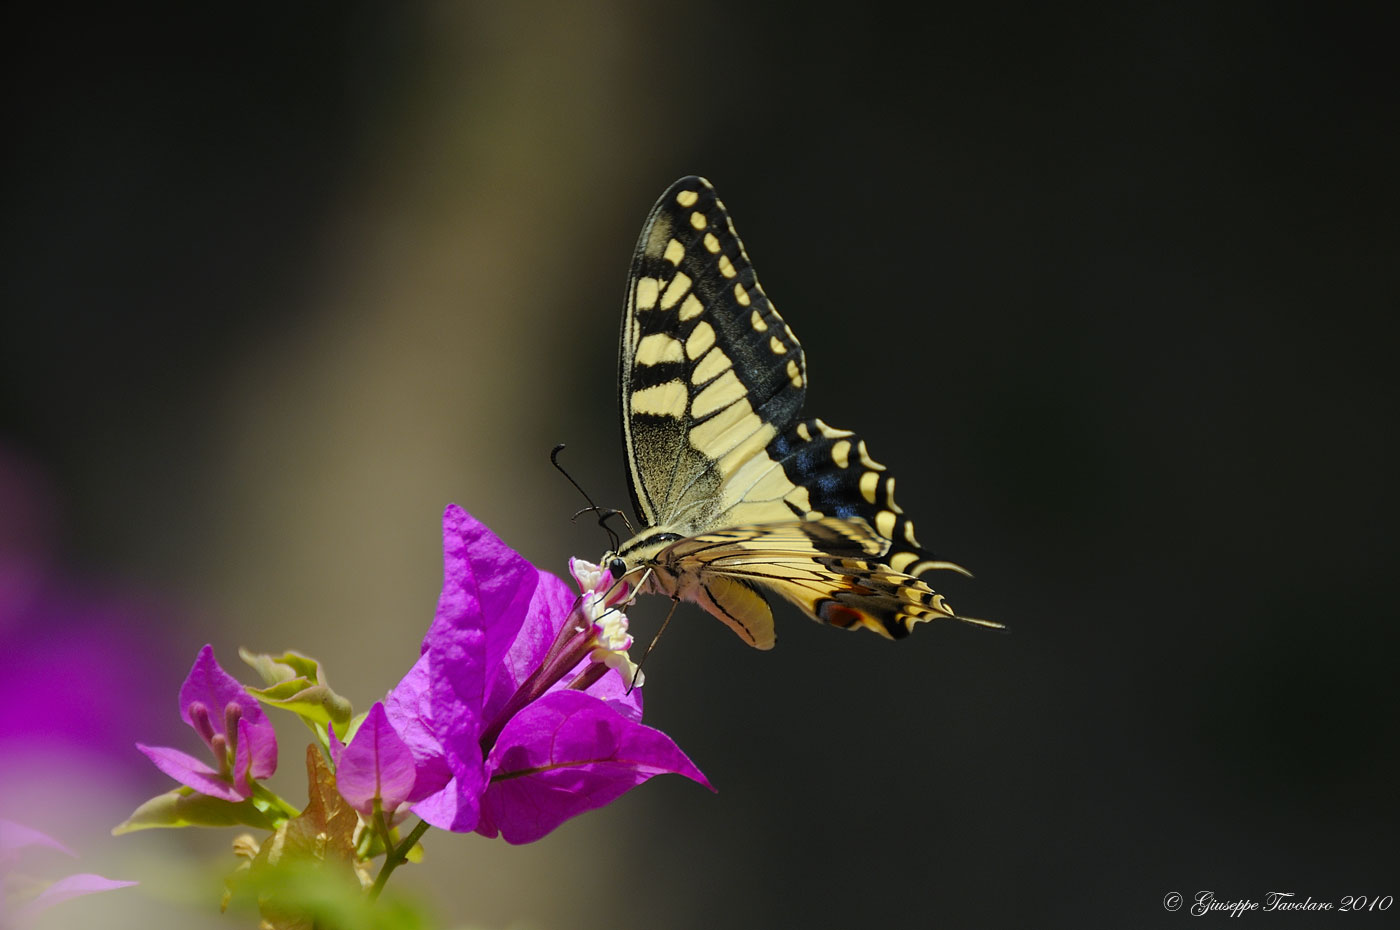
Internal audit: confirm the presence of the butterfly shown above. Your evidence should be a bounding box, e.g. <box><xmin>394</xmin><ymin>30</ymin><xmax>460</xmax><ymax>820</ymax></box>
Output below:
<box><xmin>602</xmin><ymin>177</ymin><xmax>997</xmax><ymax>649</ymax></box>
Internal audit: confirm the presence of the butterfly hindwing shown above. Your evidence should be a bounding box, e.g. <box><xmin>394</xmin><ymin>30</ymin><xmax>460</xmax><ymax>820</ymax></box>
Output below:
<box><xmin>657</xmin><ymin>519</ymin><xmax>984</xmax><ymax>641</ymax></box>
<box><xmin>765</xmin><ymin>416</ymin><xmax>970</xmax><ymax>580</ymax></box>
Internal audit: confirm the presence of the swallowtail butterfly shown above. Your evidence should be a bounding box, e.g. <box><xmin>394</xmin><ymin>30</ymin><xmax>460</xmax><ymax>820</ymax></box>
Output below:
<box><xmin>604</xmin><ymin>177</ymin><xmax>996</xmax><ymax>649</ymax></box>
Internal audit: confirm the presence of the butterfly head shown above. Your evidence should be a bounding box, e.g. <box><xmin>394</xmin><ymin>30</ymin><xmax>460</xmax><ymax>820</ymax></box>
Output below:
<box><xmin>606</xmin><ymin>554</ymin><xmax>628</xmax><ymax>581</ymax></box>
<box><xmin>600</xmin><ymin>528</ymin><xmax>687</xmax><ymax>595</ymax></box>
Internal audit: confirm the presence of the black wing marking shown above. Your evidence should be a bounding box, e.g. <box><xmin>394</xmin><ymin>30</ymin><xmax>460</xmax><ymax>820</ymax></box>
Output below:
<box><xmin>766</xmin><ymin>417</ymin><xmax>968</xmax><ymax>578</ymax></box>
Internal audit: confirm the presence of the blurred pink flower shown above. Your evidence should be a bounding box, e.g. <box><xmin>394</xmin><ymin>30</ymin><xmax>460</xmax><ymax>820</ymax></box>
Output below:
<box><xmin>0</xmin><ymin>819</ymin><xmax>135</xmax><ymax>924</ymax></box>
<box><xmin>0</xmin><ymin>446</ymin><xmax>179</xmax><ymax>803</ymax></box>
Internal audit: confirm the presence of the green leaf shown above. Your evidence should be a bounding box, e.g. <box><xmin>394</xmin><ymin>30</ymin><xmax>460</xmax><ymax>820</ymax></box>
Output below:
<box><xmin>240</xmin><ymin>648</ymin><xmax>321</xmax><ymax>686</ymax></box>
<box><xmin>255</xmin><ymin>683</ymin><xmax>355</xmax><ymax>730</ymax></box>
<box><xmin>113</xmin><ymin>787</ymin><xmax>278</xmax><ymax>834</ymax></box>
<box><xmin>226</xmin><ymin>858</ymin><xmax>436</xmax><ymax>930</ymax></box>
<box><xmin>337</xmin><ymin>710</ymin><xmax>370</xmax><ymax>747</ymax></box>
<box><xmin>241</xmin><ymin>649</ymin><xmax>354</xmax><ymax>732</ymax></box>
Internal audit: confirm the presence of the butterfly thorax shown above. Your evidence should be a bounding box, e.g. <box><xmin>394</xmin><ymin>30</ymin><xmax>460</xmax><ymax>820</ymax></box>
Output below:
<box><xmin>603</xmin><ymin>523</ymin><xmax>782</xmax><ymax>648</ymax></box>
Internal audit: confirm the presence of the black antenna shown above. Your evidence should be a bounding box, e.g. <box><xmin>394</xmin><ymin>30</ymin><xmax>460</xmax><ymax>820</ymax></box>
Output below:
<box><xmin>573</xmin><ymin>506</ymin><xmax>634</xmax><ymax>538</ymax></box>
<box><xmin>551</xmin><ymin>444</ymin><xmax>621</xmax><ymax>551</ymax></box>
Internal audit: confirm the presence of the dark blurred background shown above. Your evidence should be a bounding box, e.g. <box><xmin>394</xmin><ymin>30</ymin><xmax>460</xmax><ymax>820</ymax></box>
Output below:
<box><xmin>3</xmin><ymin>3</ymin><xmax>1397</xmax><ymax>928</ymax></box>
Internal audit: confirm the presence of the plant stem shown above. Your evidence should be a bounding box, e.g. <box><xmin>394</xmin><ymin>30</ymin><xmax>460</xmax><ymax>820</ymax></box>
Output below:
<box><xmin>369</xmin><ymin>819</ymin><xmax>431</xmax><ymax>901</ymax></box>
<box><xmin>250</xmin><ymin>782</ymin><xmax>302</xmax><ymax>819</ymax></box>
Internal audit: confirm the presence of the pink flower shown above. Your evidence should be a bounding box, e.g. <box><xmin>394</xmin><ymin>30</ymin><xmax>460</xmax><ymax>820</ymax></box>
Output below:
<box><xmin>330</xmin><ymin>702</ymin><xmax>417</xmax><ymax>818</ymax></box>
<box><xmin>136</xmin><ymin>646</ymin><xmax>278</xmax><ymax>802</ymax></box>
<box><xmin>380</xmin><ymin>506</ymin><xmax>709</xmax><ymax>843</ymax></box>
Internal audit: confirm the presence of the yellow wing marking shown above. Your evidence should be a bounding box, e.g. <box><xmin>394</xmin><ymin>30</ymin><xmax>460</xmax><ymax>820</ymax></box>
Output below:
<box><xmin>659</xmin><ymin>272</ymin><xmax>692</xmax><ymax>310</ymax></box>
<box><xmin>635</xmin><ymin>333</ymin><xmax>685</xmax><ymax>366</ymax></box>
<box><xmin>630</xmin><ymin>380</ymin><xmax>688</xmax><ymax>418</ymax></box>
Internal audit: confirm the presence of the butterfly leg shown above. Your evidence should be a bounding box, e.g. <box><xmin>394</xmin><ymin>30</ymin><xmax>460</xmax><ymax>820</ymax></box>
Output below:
<box><xmin>630</xmin><ymin>594</ymin><xmax>681</xmax><ymax>693</ymax></box>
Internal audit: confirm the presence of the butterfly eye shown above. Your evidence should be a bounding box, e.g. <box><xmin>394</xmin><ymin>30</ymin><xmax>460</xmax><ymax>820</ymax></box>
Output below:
<box><xmin>608</xmin><ymin>557</ymin><xmax>627</xmax><ymax>579</ymax></box>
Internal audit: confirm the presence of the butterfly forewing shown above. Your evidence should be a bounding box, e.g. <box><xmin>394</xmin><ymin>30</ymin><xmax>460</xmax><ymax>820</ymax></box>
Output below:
<box><xmin>620</xmin><ymin>177</ymin><xmax>807</xmax><ymax>534</ymax></box>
